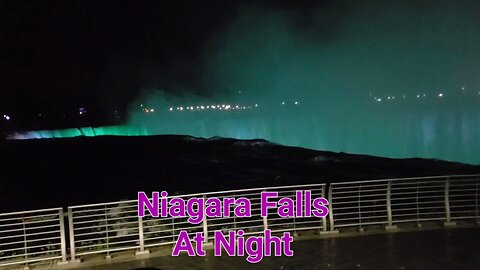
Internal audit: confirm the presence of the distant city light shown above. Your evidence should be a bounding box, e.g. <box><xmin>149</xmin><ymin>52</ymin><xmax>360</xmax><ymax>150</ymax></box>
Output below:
<box><xmin>438</xmin><ymin>93</ymin><xmax>443</xmax><ymax>97</ymax></box>
<box><xmin>281</xmin><ymin>101</ymin><xmax>285</xmax><ymax>105</ymax></box>
<box><xmin>169</xmin><ymin>107</ymin><xmax>173</xmax><ymax>111</ymax></box>
<box><xmin>294</xmin><ymin>101</ymin><xmax>298</xmax><ymax>105</ymax></box>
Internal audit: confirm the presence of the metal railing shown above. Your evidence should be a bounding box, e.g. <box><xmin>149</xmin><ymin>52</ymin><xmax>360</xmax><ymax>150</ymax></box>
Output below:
<box><xmin>0</xmin><ymin>174</ymin><xmax>479</xmax><ymax>268</ymax></box>
<box><xmin>67</xmin><ymin>183</ymin><xmax>326</xmax><ymax>260</ymax></box>
<box><xmin>328</xmin><ymin>175</ymin><xmax>480</xmax><ymax>231</ymax></box>
<box><xmin>0</xmin><ymin>208</ymin><xmax>67</xmax><ymax>268</ymax></box>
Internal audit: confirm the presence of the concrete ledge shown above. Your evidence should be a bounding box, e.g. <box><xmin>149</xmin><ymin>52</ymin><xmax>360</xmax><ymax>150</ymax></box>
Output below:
<box><xmin>203</xmin><ymin>242</ymin><xmax>214</xmax><ymax>249</ymax></box>
<box><xmin>57</xmin><ymin>260</ymin><xmax>69</xmax><ymax>266</ymax></box>
<box><xmin>444</xmin><ymin>221</ymin><xmax>457</xmax><ymax>227</ymax></box>
<box><xmin>135</xmin><ymin>250</ymin><xmax>150</xmax><ymax>257</ymax></box>
<box><xmin>69</xmin><ymin>259</ymin><xmax>82</xmax><ymax>264</ymax></box>
<box><xmin>385</xmin><ymin>225</ymin><xmax>398</xmax><ymax>231</ymax></box>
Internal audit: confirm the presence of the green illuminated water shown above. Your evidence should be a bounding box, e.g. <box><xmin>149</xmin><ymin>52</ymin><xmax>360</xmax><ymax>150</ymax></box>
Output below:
<box><xmin>9</xmin><ymin>125</ymin><xmax>149</xmax><ymax>140</ymax></box>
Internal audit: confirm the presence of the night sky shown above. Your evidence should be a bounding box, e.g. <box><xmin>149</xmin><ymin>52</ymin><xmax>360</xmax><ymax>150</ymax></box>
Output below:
<box><xmin>1</xmin><ymin>0</ymin><xmax>328</xmax><ymax>118</ymax></box>
<box><xmin>3</xmin><ymin>0</ymin><xmax>478</xmax><ymax>118</ymax></box>
<box><xmin>1</xmin><ymin>1</ymin><xmax>232</xmax><ymax>116</ymax></box>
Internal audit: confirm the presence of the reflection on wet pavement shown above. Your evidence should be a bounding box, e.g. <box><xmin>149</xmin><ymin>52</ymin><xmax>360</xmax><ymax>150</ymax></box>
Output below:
<box><xmin>76</xmin><ymin>228</ymin><xmax>479</xmax><ymax>270</ymax></box>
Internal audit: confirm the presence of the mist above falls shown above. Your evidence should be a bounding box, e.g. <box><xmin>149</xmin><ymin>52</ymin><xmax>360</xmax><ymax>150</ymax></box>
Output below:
<box><xmin>127</xmin><ymin>2</ymin><xmax>480</xmax><ymax>164</ymax></box>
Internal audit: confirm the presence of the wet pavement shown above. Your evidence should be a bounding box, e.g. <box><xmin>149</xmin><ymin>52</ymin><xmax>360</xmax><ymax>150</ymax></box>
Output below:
<box><xmin>70</xmin><ymin>227</ymin><xmax>480</xmax><ymax>270</ymax></box>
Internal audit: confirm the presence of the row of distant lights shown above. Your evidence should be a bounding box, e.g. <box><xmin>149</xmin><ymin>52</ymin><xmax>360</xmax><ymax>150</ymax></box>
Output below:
<box><xmin>168</xmin><ymin>101</ymin><xmax>300</xmax><ymax>112</ymax></box>
<box><xmin>169</xmin><ymin>104</ymin><xmax>257</xmax><ymax>112</ymax></box>
<box><xmin>168</xmin><ymin>101</ymin><xmax>299</xmax><ymax>112</ymax></box>
<box><xmin>143</xmin><ymin>108</ymin><xmax>155</xmax><ymax>113</ymax></box>
<box><xmin>374</xmin><ymin>86</ymin><xmax>480</xmax><ymax>102</ymax></box>
<box><xmin>374</xmin><ymin>93</ymin><xmax>449</xmax><ymax>102</ymax></box>
<box><xmin>3</xmin><ymin>114</ymin><xmax>11</xmax><ymax>121</ymax></box>
<box><xmin>141</xmin><ymin>101</ymin><xmax>300</xmax><ymax>113</ymax></box>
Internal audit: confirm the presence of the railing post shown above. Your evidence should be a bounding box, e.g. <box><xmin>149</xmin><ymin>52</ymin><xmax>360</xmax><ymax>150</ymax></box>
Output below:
<box><xmin>444</xmin><ymin>177</ymin><xmax>456</xmax><ymax>226</ymax></box>
<box><xmin>202</xmin><ymin>195</ymin><xmax>209</xmax><ymax>244</ymax></box>
<box><xmin>135</xmin><ymin>216</ymin><xmax>149</xmax><ymax>256</ymax></box>
<box><xmin>386</xmin><ymin>180</ymin><xmax>397</xmax><ymax>230</ymax></box>
<box><xmin>22</xmin><ymin>214</ymin><xmax>29</xmax><ymax>270</ymax></box>
<box><xmin>321</xmin><ymin>186</ymin><xmax>327</xmax><ymax>233</ymax></box>
<box><xmin>58</xmin><ymin>209</ymin><xmax>68</xmax><ymax>264</ymax></box>
<box><xmin>68</xmin><ymin>208</ymin><xmax>80</xmax><ymax>263</ymax></box>
<box><xmin>476</xmin><ymin>181</ymin><xmax>480</xmax><ymax>225</ymax></box>
<box><xmin>104</xmin><ymin>206</ymin><xmax>111</xmax><ymax>260</ymax></box>
<box><xmin>415</xmin><ymin>182</ymin><xmax>422</xmax><ymax>227</ymax></box>
<box><xmin>263</xmin><ymin>191</ymin><xmax>268</xmax><ymax>231</ymax></box>
<box><xmin>328</xmin><ymin>184</ymin><xmax>338</xmax><ymax>233</ymax></box>
<box><xmin>358</xmin><ymin>184</ymin><xmax>363</xmax><ymax>232</ymax></box>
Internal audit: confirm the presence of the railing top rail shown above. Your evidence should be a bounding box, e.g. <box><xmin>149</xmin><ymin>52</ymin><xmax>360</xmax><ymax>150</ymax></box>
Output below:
<box><xmin>68</xmin><ymin>174</ymin><xmax>480</xmax><ymax>209</ymax></box>
<box><xmin>331</xmin><ymin>174</ymin><xmax>480</xmax><ymax>186</ymax></box>
<box><xmin>2</xmin><ymin>174</ymin><xmax>475</xmax><ymax>212</ymax></box>
<box><xmin>68</xmin><ymin>183</ymin><xmax>327</xmax><ymax>209</ymax></box>
<box><xmin>0</xmin><ymin>207</ymin><xmax>62</xmax><ymax>217</ymax></box>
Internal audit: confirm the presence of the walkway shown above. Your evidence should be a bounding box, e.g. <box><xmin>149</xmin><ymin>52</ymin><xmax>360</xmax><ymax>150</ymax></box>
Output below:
<box><xmin>68</xmin><ymin>227</ymin><xmax>479</xmax><ymax>270</ymax></box>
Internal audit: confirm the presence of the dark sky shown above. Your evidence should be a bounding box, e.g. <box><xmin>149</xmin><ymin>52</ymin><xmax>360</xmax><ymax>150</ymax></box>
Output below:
<box><xmin>0</xmin><ymin>1</ymin><xmax>227</xmax><ymax>113</ymax></box>
<box><xmin>1</xmin><ymin>0</ymin><xmax>480</xmax><ymax>120</ymax></box>
<box><xmin>0</xmin><ymin>0</ymin><xmax>325</xmax><ymax>116</ymax></box>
